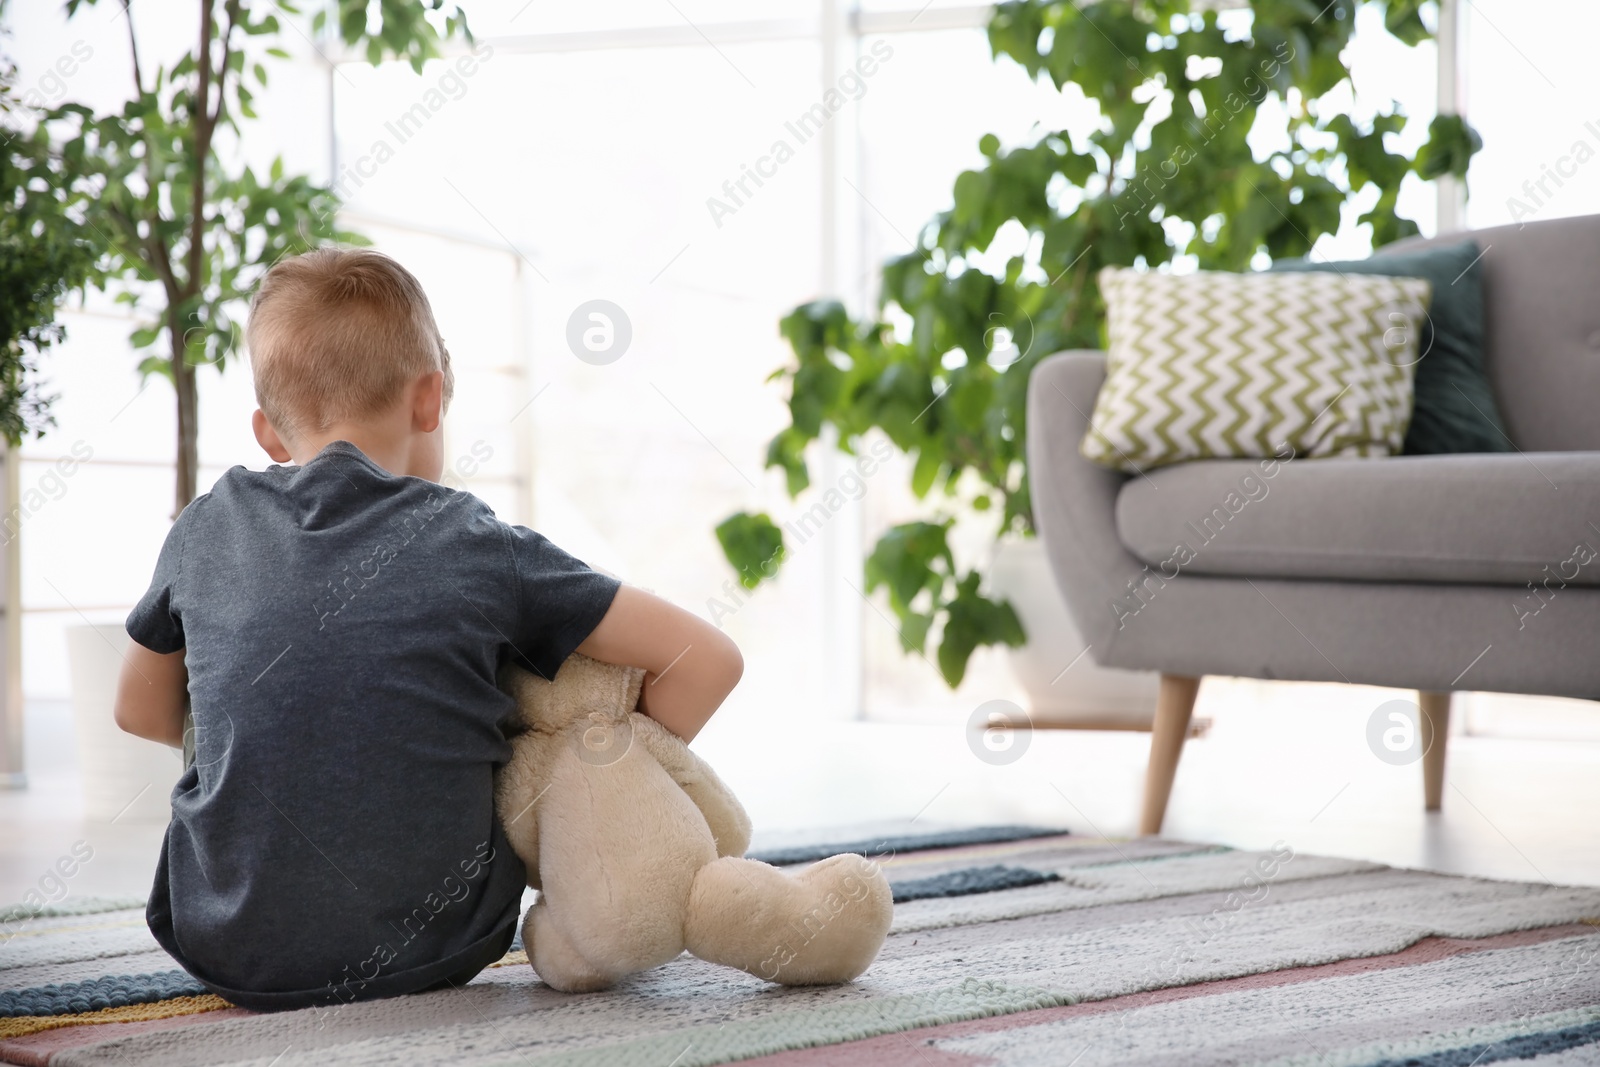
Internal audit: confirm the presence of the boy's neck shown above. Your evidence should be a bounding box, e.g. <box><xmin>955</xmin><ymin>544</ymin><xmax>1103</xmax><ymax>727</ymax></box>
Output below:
<box><xmin>290</xmin><ymin>423</ymin><xmax>438</xmax><ymax>481</ymax></box>
<box><xmin>255</xmin><ymin>372</ymin><xmax>447</xmax><ymax>482</ymax></box>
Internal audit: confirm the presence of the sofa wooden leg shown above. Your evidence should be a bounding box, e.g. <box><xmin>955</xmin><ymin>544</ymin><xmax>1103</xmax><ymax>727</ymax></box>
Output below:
<box><xmin>1418</xmin><ymin>690</ymin><xmax>1452</xmax><ymax>812</ymax></box>
<box><xmin>1140</xmin><ymin>674</ymin><xmax>1202</xmax><ymax>836</ymax></box>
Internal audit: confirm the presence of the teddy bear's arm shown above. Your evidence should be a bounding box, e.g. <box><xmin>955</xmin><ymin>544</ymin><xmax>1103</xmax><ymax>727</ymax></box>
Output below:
<box><xmin>630</xmin><ymin>713</ymin><xmax>753</xmax><ymax>858</ymax></box>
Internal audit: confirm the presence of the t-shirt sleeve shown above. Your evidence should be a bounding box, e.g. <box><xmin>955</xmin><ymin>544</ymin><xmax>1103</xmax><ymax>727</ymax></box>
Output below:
<box><xmin>127</xmin><ymin>503</ymin><xmax>197</xmax><ymax>654</ymax></box>
<box><xmin>504</xmin><ymin>525</ymin><xmax>622</xmax><ymax>680</ymax></box>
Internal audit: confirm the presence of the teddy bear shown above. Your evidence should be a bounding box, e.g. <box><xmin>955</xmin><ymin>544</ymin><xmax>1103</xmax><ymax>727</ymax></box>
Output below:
<box><xmin>495</xmin><ymin>653</ymin><xmax>894</xmax><ymax>993</ymax></box>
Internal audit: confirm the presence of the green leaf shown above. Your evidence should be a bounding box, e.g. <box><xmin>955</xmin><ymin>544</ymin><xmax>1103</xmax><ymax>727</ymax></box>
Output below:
<box><xmin>864</xmin><ymin>520</ymin><xmax>954</xmax><ymax>616</ymax></box>
<box><xmin>137</xmin><ymin>354</ymin><xmax>174</xmax><ymax>381</ymax></box>
<box><xmin>910</xmin><ymin>447</ymin><xmax>943</xmax><ymax>498</ymax></box>
<box><xmin>765</xmin><ymin>428</ymin><xmax>812</xmax><ymax>497</ymax></box>
<box><xmin>714</xmin><ymin>512</ymin><xmax>787</xmax><ymax>591</ymax></box>
<box><xmin>899</xmin><ymin>611</ymin><xmax>934</xmax><ymax>654</ymax></box>
<box><xmin>1414</xmin><ymin>114</ymin><xmax>1484</xmax><ymax>181</ymax></box>
<box><xmin>936</xmin><ymin>571</ymin><xmax>1027</xmax><ymax>687</ymax></box>
<box><xmin>1383</xmin><ymin>0</ymin><xmax>1431</xmax><ymax>46</ymax></box>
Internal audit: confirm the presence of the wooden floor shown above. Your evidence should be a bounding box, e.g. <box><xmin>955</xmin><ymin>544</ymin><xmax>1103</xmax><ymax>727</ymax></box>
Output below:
<box><xmin>4</xmin><ymin>677</ymin><xmax>1599</xmax><ymax>904</ymax></box>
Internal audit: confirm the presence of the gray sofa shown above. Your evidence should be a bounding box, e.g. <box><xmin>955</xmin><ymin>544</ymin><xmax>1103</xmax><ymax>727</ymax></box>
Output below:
<box><xmin>1026</xmin><ymin>213</ymin><xmax>1600</xmax><ymax>834</ymax></box>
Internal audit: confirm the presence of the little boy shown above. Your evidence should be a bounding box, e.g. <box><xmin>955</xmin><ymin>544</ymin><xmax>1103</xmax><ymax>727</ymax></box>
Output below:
<box><xmin>114</xmin><ymin>248</ymin><xmax>743</xmax><ymax>1011</ymax></box>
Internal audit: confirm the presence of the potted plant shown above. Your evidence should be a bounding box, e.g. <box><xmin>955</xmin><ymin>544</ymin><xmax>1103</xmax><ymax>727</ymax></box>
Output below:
<box><xmin>0</xmin><ymin>65</ymin><xmax>107</xmax><ymax>787</ymax></box>
<box><xmin>32</xmin><ymin>0</ymin><xmax>469</xmax><ymax>816</ymax></box>
<box><xmin>716</xmin><ymin>0</ymin><xmax>1478</xmax><ymax>718</ymax></box>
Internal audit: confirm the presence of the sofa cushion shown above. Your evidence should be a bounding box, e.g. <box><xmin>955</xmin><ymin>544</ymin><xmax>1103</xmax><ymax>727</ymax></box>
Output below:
<box><xmin>1386</xmin><ymin>214</ymin><xmax>1600</xmax><ymax>452</ymax></box>
<box><xmin>1269</xmin><ymin>240</ymin><xmax>1511</xmax><ymax>456</ymax></box>
<box><xmin>1082</xmin><ymin>267</ymin><xmax>1431</xmax><ymax>473</ymax></box>
<box><xmin>1114</xmin><ymin>452</ymin><xmax>1600</xmax><ymax>587</ymax></box>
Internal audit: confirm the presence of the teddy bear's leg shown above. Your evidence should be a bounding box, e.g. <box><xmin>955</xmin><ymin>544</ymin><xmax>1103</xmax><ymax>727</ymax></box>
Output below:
<box><xmin>521</xmin><ymin>900</ymin><xmax>618</xmax><ymax>994</ymax></box>
<box><xmin>682</xmin><ymin>854</ymin><xmax>893</xmax><ymax>985</ymax></box>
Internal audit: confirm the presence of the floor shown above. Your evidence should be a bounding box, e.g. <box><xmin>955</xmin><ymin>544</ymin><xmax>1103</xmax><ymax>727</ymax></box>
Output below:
<box><xmin>4</xmin><ymin>677</ymin><xmax>1600</xmax><ymax>906</ymax></box>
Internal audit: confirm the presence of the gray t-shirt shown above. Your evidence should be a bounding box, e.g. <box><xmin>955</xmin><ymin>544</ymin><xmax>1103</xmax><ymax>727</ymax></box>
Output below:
<box><xmin>127</xmin><ymin>440</ymin><xmax>619</xmax><ymax>1011</ymax></box>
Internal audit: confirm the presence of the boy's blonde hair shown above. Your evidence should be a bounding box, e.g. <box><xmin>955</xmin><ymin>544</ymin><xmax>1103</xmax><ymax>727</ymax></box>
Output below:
<box><xmin>247</xmin><ymin>248</ymin><xmax>454</xmax><ymax>439</ymax></box>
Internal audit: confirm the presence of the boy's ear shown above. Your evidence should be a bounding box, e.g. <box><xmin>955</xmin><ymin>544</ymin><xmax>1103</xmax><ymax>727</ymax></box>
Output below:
<box><xmin>412</xmin><ymin>370</ymin><xmax>445</xmax><ymax>434</ymax></box>
<box><xmin>252</xmin><ymin>410</ymin><xmax>294</xmax><ymax>463</ymax></box>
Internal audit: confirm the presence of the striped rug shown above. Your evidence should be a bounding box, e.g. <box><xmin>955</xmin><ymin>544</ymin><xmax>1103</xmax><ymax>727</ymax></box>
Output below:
<box><xmin>3</xmin><ymin>828</ymin><xmax>1598</xmax><ymax>1066</ymax></box>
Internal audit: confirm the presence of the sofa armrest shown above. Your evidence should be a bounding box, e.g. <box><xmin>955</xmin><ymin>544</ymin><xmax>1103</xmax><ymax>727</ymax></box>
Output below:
<box><xmin>1026</xmin><ymin>351</ymin><xmax>1151</xmax><ymax>664</ymax></box>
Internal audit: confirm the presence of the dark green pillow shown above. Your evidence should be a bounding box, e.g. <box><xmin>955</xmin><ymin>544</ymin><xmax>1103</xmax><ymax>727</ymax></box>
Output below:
<box><xmin>1268</xmin><ymin>240</ymin><xmax>1510</xmax><ymax>455</ymax></box>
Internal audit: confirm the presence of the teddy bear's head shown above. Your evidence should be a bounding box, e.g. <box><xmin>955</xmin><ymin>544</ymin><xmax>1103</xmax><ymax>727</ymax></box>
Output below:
<box><xmin>500</xmin><ymin>653</ymin><xmax>645</xmax><ymax>734</ymax></box>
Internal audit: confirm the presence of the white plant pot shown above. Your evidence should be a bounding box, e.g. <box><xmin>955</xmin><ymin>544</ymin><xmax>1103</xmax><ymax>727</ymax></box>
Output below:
<box><xmin>65</xmin><ymin>623</ymin><xmax>180</xmax><ymax>822</ymax></box>
<box><xmin>987</xmin><ymin>537</ymin><xmax>1159</xmax><ymax>728</ymax></box>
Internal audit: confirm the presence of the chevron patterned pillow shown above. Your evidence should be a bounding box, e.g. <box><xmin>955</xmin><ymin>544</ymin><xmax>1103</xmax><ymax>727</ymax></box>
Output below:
<box><xmin>1082</xmin><ymin>267</ymin><xmax>1433</xmax><ymax>473</ymax></box>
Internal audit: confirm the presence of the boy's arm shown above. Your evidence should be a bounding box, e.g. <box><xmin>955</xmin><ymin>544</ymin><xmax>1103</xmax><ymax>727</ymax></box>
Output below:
<box><xmin>575</xmin><ymin>585</ymin><xmax>741</xmax><ymax>743</ymax></box>
<box><xmin>114</xmin><ymin>644</ymin><xmax>188</xmax><ymax>748</ymax></box>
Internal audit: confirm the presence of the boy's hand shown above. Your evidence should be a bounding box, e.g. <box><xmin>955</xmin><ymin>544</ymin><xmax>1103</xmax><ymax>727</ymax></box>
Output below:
<box><xmin>114</xmin><ymin>643</ymin><xmax>188</xmax><ymax>748</ymax></box>
<box><xmin>576</xmin><ymin>586</ymin><xmax>742</xmax><ymax>743</ymax></box>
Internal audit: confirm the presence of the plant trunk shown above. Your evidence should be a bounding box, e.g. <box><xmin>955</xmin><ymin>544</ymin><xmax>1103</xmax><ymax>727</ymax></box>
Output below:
<box><xmin>172</xmin><ymin>0</ymin><xmax>216</xmax><ymax>519</ymax></box>
<box><xmin>170</xmin><ymin>321</ymin><xmax>198</xmax><ymax>516</ymax></box>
